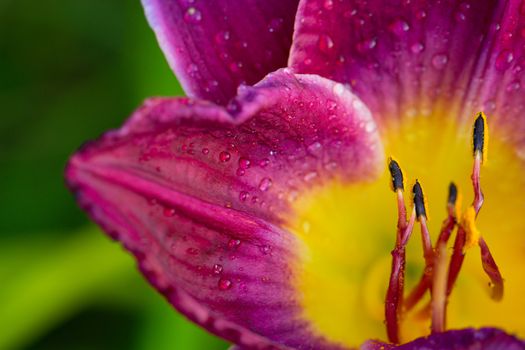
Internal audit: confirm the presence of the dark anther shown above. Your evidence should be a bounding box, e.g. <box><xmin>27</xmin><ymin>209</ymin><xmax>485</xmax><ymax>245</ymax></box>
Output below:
<box><xmin>473</xmin><ymin>113</ymin><xmax>485</xmax><ymax>155</ymax></box>
<box><xmin>413</xmin><ymin>180</ymin><xmax>427</xmax><ymax>219</ymax></box>
<box><xmin>389</xmin><ymin>158</ymin><xmax>404</xmax><ymax>191</ymax></box>
<box><xmin>448</xmin><ymin>182</ymin><xmax>458</xmax><ymax>205</ymax></box>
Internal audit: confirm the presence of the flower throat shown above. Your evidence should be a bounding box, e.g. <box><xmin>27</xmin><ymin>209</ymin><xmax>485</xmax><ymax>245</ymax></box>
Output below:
<box><xmin>384</xmin><ymin>113</ymin><xmax>504</xmax><ymax>344</ymax></box>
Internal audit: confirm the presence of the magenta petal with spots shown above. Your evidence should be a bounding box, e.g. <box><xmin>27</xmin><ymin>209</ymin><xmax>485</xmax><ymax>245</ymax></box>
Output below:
<box><xmin>142</xmin><ymin>0</ymin><xmax>299</xmax><ymax>105</ymax></box>
<box><xmin>290</xmin><ymin>0</ymin><xmax>525</xmax><ymax>125</ymax></box>
<box><xmin>65</xmin><ymin>69</ymin><xmax>383</xmax><ymax>349</ymax></box>
<box><xmin>361</xmin><ymin>328</ymin><xmax>525</xmax><ymax>350</ymax></box>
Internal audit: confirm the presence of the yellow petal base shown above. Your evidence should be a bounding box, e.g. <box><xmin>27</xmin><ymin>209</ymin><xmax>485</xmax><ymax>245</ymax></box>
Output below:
<box><xmin>287</xmin><ymin>116</ymin><xmax>525</xmax><ymax>347</ymax></box>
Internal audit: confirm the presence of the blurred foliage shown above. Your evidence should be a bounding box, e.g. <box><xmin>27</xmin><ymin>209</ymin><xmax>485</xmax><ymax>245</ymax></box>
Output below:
<box><xmin>0</xmin><ymin>1</ymin><xmax>228</xmax><ymax>349</ymax></box>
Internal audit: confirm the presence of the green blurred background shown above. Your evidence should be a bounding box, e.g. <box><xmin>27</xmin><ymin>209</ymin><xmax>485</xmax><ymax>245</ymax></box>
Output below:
<box><xmin>0</xmin><ymin>1</ymin><xmax>228</xmax><ymax>349</ymax></box>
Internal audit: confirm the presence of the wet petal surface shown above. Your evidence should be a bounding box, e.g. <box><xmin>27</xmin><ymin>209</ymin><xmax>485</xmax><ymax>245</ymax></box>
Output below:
<box><xmin>66</xmin><ymin>70</ymin><xmax>382</xmax><ymax>349</ymax></box>
<box><xmin>143</xmin><ymin>0</ymin><xmax>299</xmax><ymax>104</ymax></box>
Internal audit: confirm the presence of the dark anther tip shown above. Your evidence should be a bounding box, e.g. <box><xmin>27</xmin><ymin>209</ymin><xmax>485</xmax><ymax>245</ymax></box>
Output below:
<box><xmin>473</xmin><ymin>113</ymin><xmax>485</xmax><ymax>155</ymax></box>
<box><xmin>448</xmin><ymin>182</ymin><xmax>458</xmax><ymax>205</ymax></box>
<box><xmin>413</xmin><ymin>180</ymin><xmax>427</xmax><ymax>218</ymax></box>
<box><xmin>388</xmin><ymin>158</ymin><xmax>404</xmax><ymax>191</ymax></box>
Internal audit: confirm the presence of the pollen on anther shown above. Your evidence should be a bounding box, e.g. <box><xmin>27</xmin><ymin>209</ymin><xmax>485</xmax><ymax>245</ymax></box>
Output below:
<box><xmin>448</xmin><ymin>182</ymin><xmax>458</xmax><ymax>205</ymax></box>
<box><xmin>473</xmin><ymin>112</ymin><xmax>488</xmax><ymax>162</ymax></box>
<box><xmin>413</xmin><ymin>180</ymin><xmax>427</xmax><ymax>219</ymax></box>
<box><xmin>388</xmin><ymin>158</ymin><xmax>404</xmax><ymax>192</ymax></box>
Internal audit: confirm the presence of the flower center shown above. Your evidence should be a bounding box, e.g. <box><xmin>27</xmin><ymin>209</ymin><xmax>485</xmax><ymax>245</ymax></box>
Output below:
<box><xmin>287</xmin><ymin>111</ymin><xmax>525</xmax><ymax>347</ymax></box>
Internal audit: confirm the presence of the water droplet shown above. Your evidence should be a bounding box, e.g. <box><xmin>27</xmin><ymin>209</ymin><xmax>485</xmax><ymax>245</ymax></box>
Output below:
<box><xmin>186</xmin><ymin>63</ymin><xmax>198</xmax><ymax>76</ymax></box>
<box><xmin>495</xmin><ymin>50</ymin><xmax>514</xmax><ymax>70</ymax></box>
<box><xmin>307</xmin><ymin>141</ymin><xmax>322</xmax><ymax>155</ymax></box>
<box><xmin>213</xmin><ymin>264</ymin><xmax>223</xmax><ymax>274</ymax></box>
<box><xmin>236</xmin><ymin>168</ymin><xmax>245</xmax><ymax>176</ymax></box>
<box><xmin>415</xmin><ymin>10</ymin><xmax>427</xmax><ymax>20</ymax></box>
<box><xmin>201</xmin><ymin>148</ymin><xmax>209</xmax><ymax>155</ymax></box>
<box><xmin>506</xmin><ymin>80</ymin><xmax>521</xmax><ymax>92</ymax></box>
<box><xmin>431</xmin><ymin>54</ymin><xmax>448</xmax><ymax>69</ymax></box>
<box><xmin>483</xmin><ymin>100</ymin><xmax>496</xmax><ymax>112</ymax></box>
<box><xmin>303</xmin><ymin>171</ymin><xmax>318</xmax><ymax>182</ymax></box>
<box><xmin>356</xmin><ymin>38</ymin><xmax>377</xmax><ymax>53</ymax></box>
<box><xmin>163</xmin><ymin>207</ymin><xmax>176</xmax><ymax>217</ymax></box>
<box><xmin>259</xmin><ymin>158</ymin><xmax>270</xmax><ymax>167</ymax></box>
<box><xmin>259</xmin><ymin>178</ymin><xmax>272</xmax><ymax>192</ymax></box>
<box><xmin>186</xmin><ymin>247</ymin><xmax>199</xmax><ymax>255</ymax></box>
<box><xmin>184</xmin><ymin>7</ymin><xmax>202</xmax><ymax>23</ymax></box>
<box><xmin>228</xmin><ymin>239</ymin><xmax>241</xmax><ymax>249</ymax></box>
<box><xmin>238</xmin><ymin>157</ymin><xmax>251</xmax><ymax>169</ymax></box>
<box><xmin>219</xmin><ymin>151</ymin><xmax>231</xmax><ymax>162</ymax></box>
<box><xmin>214</xmin><ymin>31</ymin><xmax>230</xmax><ymax>44</ymax></box>
<box><xmin>410</xmin><ymin>42</ymin><xmax>425</xmax><ymax>54</ymax></box>
<box><xmin>259</xmin><ymin>245</ymin><xmax>271</xmax><ymax>255</ymax></box>
<box><xmin>218</xmin><ymin>278</ymin><xmax>232</xmax><ymax>290</ymax></box>
<box><xmin>239</xmin><ymin>191</ymin><xmax>249</xmax><ymax>202</ymax></box>
<box><xmin>268</xmin><ymin>18</ymin><xmax>284</xmax><ymax>33</ymax></box>
<box><xmin>323</xmin><ymin>0</ymin><xmax>334</xmax><ymax>10</ymax></box>
<box><xmin>318</xmin><ymin>34</ymin><xmax>335</xmax><ymax>54</ymax></box>
<box><xmin>389</xmin><ymin>19</ymin><xmax>410</xmax><ymax>35</ymax></box>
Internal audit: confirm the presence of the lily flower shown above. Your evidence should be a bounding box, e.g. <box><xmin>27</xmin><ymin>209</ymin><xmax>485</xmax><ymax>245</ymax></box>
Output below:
<box><xmin>66</xmin><ymin>0</ymin><xmax>525</xmax><ymax>349</ymax></box>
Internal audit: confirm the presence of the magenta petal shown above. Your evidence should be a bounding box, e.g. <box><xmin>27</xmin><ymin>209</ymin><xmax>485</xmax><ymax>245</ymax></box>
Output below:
<box><xmin>362</xmin><ymin>328</ymin><xmax>525</xmax><ymax>350</ymax></box>
<box><xmin>142</xmin><ymin>0</ymin><xmax>299</xmax><ymax>104</ymax></box>
<box><xmin>66</xmin><ymin>69</ymin><xmax>382</xmax><ymax>349</ymax></box>
<box><xmin>290</xmin><ymin>0</ymin><xmax>524</xmax><ymax>125</ymax></box>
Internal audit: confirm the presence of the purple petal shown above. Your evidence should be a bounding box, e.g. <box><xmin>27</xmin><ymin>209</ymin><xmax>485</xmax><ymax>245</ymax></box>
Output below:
<box><xmin>289</xmin><ymin>0</ymin><xmax>524</xmax><ymax>128</ymax></box>
<box><xmin>362</xmin><ymin>328</ymin><xmax>525</xmax><ymax>350</ymax></box>
<box><xmin>142</xmin><ymin>0</ymin><xmax>299</xmax><ymax>105</ymax></box>
<box><xmin>66</xmin><ymin>69</ymin><xmax>383</xmax><ymax>349</ymax></box>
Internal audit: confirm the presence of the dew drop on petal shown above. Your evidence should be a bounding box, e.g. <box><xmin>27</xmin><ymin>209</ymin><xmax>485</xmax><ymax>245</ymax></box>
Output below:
<box><xmin>184</xmin><ymin>7</ymin><xmax>202</xmax><ymax>23</ymax></box>
<box><xmin>236</xmin><ymin>168</ymin><xmax>245</xmax><ymax>176</ymax></box>
<box><xmin>228</xmin><ymin>239</ymin><xmax>241</xmax><ymax>249</ymax></box>
<box><xmin>238</xmin><ymin>157</ymin><xmax>251</xmax><ymax>169</ymax></box>
<box><xmin>201</xmin><ymin>148</ymin><xmax>209</xmax><ymax>155</ymax></box>
<box><xmin>163</xmin><ymin>207</ymin><xmax>176</xmax><ymax>217</ymax></box>
<box><xmin>213</xmin><ymin>264</ymin><xmax>223</xmax><ymax>274</ymax></box>
<box><xmin>259</xmin><ymin>245</ymin><xmax>271</xmax><ymax>255</ymax></box>
<box><xmin>259</xmin><ymin>158</ymin><xmax>270</xmax><ymax>167</ymax></box>
<box><xmin>410</xmin><ymin>42</ymin><xmax>425</xmax><ymax>54</ymax></box>
<box><xmin>219</xmin><ymin>151</ymin><xmax>231</xmax><ymax>162</ymax></box>
<box><xmin>323</xmin><ymin>0</ymin><xmax>334</xmax><ymax>10</ymax></box>
<box><xmin>356</xmin><ymin>38</ymin><xmax>377</xmax><ymax>53</ymax></box>
<box><xmin>495</xmin><ymin>50</ymin><xmax>514</xmax><ymax>70</ymax></box>
<box><xmin>239</xmin><ymin>191</ymin><xmax>249</xmax><ymax>202</ymax></box>
<box><xmin>389</xmin><ymin>19</ymin><xmax>410</xmax><ymax>35</ymax></box>
<box><xmin>218</xmin><ymin>278</ymin><xmax>232</xmax><ymax>290</ymax></box>
<box><xmin>431</xmin><ymin>54</ymin><xmax>449</xmax><ymax>69</ymax></box>
<box><xmin>259</xmin><ymin>177</ymin><xmax>272</xmax><ymax>192</ymax></box>
<box><xmin>318</xmin><ymin>34</ymin><xmax>335</xmax><ymax>54</ymax></box>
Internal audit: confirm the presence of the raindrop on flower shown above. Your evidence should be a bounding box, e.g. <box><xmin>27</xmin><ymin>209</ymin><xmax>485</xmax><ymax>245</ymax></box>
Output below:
<box><xmin>238</xmin><ymin>157</ymin><xmax>251</xmax><ymax>169</ymax></box>
<box><xmin>218</xmin><ymin>278</ymin><xmax>232</xmax><ymax>290</ymax></box>
<box><xmin>213</xmin><ymin>264</ymin><xmax>223</xmax><ymax>274</ymax></box>
<box><xmin>259</xmin><ymin>245</ymin><xmax>271</xmax><ymax>255</ymax></box>
<box><xmin>163</xmin><ymin>207</ymin><xmax>176</xmax><ymax>217</ymax></box>
<box><xmin>259</xmin><ymin>158</ymin><xmax>270</xmax><ymax>167</ymax></box>
<box><xmin>201</xmin><ymin>148</ymin><xmax>209</xmax><ymax>155</ymax></box>
<box><xmin>495</xmin><ymin>50</ymin><xmax>514</xmax><ymax>71</ymax></box>
<box><xmin>431</xmin><ymin>54</ymin><xmax>449</xmax><ymax>69</ymax></box>
<box><xmin>323</xmin><ymin>0</ymin><xmax>334</xmax><ymax>10</ymax></box>
<box><xmin>389</xmin><ymin>19</ymin><xmax>410</xmax><ymax>36</ymax></box>
<box><xmin>356</xmin><ymin>38</ymin><xmax>377</xmax><ymax>53</ymax></box>
<box><xmin>239</xmin><ymin>191</ymin><xmax>249</xmax><ymax>202</ymax></box>
<box><xmin>506</xmin><ymin>81</ymin><xmax>521</xmax><ymax>92</ymax></box>
<box><xmin>219</xmin><ymin>151</ymin><xmax>231</xmax><ymax>162</ymax></box>
<box><xmin>228</xmin><ymin>239</ymin><xmax>241</xmax><ymax>249</ymax></box>
<box><xmin>259</xmin><ymin>177</ymin><xmax>272</xmax><ymax>192</ymax></box>
<box><xmin>318</xmin><ymin>34</ymin><xmax>335</xmax><ymax>54</ymax></box>
<box><xmin>184</xmin><ymin>7</ymin><xmax>202</xmax><ymax>23</ymax></box>
<box><xmin>410</xmin><ymin>42</ymin><xmax>425</xmax><ymax>54</ymax></box>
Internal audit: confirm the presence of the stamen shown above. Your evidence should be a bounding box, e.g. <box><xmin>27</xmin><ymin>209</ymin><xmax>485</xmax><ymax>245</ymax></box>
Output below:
<box><xmin>405</xmin><ymin>183</ymin><xmax>458</xmax><ymax>311</ymax></box>
<box><xmin>413</xmin><ymin>181</ymin><xmax>433</xmax><ymax>265</ymax></box>
<box><xmin>446</xmin><ymin>113</ymin><xmax>504</xmax><ymax>301</ymax></box>
<box><xmin>385</xmin><ymin>158</ymin><xmax>416</xmax><ymax>344</ymax></box>
<box><xmin>431</xmin><ymin>242</ymin><xmax>448</xmax><ymax>333</ymax></box>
